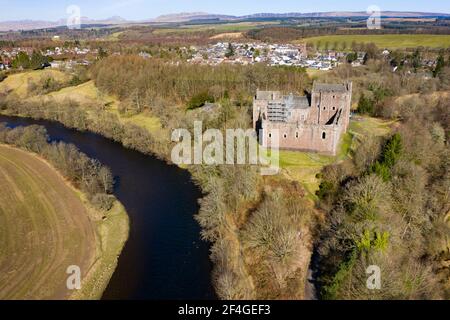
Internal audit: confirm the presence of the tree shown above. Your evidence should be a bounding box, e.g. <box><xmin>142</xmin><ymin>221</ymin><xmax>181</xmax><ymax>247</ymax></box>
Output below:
<box><xmin>99</xmin><ymin>166</ymin><xmax>114</xmax><ymax>193</ymax></box>
<box><xmin>346</xmin><ymin>52</ymin><xmax>357</xmax><ymax>63</ymax></box>
<box><xmin>357</xmin><ymin>93</ymin><xmax>374</xmax><ymax>115</ymax></box>
<box><xmin>253</xmin><ymin>49</ymin><xmax>260</xmax><ymax>59</ymax></box>
<box><xmin>433</xmin><ymin>53</ymin><xmax>445</xmax><ymax>77</ymax></box>
<box><xmin>370</xmin><ymin>133</ymin><xmax>402</xmax><ymax>181</ymax></box>
<box><xmin>381</xmin><ymin>133</ymin><xmax>402</xmax><ymax>168</ymax></box>
<box><xmin>411</xmin><ymin>49</ymin><xmax>421</xmax><ymax>72</ymax></box>
<box><xmin>187</xmin><ymin>91</ymin><xmax>214</xmax><ymax>110</ymax></box>
<box><xmin>11</xmin><ymin>51</ymin><xmax>30</xmax><ymax>69</ymax></box>
<box><xmin>97</xmin><ymin>47</ymin><xmax>108</xmax><ymax>60</ymax></box>
<box><xmin>225</xmin><ymin>43</ymin><xmax>235</xmax><ymax>58</ymax></box>
<box><xmin>364</xmin><ymin>42</ymin><xmax>378</xmax><ymax>62</ymax></box>
<box><xmin>91</xmin><ymin>193</ymin><xmax>114</xmax><ymax>211</ymax></box>
<box><xmin>30</xmin><ymin>51</ymin><xmax>48</xmax><ymax>70</ymax></box>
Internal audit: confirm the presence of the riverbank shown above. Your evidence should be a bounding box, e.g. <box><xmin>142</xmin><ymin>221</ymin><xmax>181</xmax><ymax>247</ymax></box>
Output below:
<box><xmin>70</xmin><ymin>198</ymin><xmax>129</xmax><ymax>300</ymax></box>
<box><xmin>0</xmin><ymin>83</ymin><xmax>317</xmax><ymax>299</ymax></box>
<box><xmin>0</xmin><ymin>114</ymin><xmax>214</xmax><ymax>299</ymax></box>
<box><xmin>1</xmin><ymin>67</ymin><xmax>321</xmax><ymax>299</ymax></box>
<box><xmin>0</xmin><ymin>143</ymin><xmax>129</xmax><ymax>300</ymax></box>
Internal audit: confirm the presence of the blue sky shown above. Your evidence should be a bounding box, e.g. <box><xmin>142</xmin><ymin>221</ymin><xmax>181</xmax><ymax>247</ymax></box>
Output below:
<box><xmin>1</xmin><ymin>0</ymin><xmax>449</xmax><ymax>21</ymax></box>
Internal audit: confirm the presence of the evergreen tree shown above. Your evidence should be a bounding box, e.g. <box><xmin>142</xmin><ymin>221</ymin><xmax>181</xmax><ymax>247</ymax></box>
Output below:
<box><xmin>11</xmin><ymin>51</ymin><xmax>30</xmax><ymax>69</ymax></box>
<box><xmin>411</xmin><ymin>49</ymin><xmax>421</xmax><ymax>72</ymax></box>
<box><xmin>97</xmin><ymin>47</ymin><xmax>108</xmax><ymax>60</ymax></box>
<box><xmin>30</xmin><ymin>51</ymin><xmax>48</xmax><ymax>69</ymax></box>
<box><xmin>433</xmin><ymin>53</ymin><xmax>445</xmax><ymax>77</ymax></box>
<box><xmin>225</xmin><ymin>43</ymin><xmax>235</xmax><ymax>58</ymax></box>
<box><xmin>357</xmin><ymin>93</ymin><xmax>374</xmax><ymax>115</ymax></box>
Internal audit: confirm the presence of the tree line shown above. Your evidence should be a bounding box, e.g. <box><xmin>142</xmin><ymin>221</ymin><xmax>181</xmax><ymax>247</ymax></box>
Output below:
<box><xmin>91</xmin><ymin>55</ymin><xmax>310</xmax><ymax>111</ymax></box>
<box><xmin>0</xmin><ymin>123</ymin><xmax>115</xmax><ymax>211</ymax></box>
<box><xmin>11</xmin><ymin>51</ymin><xmax>50</xmax><ymax>70</ymax></box>
<box><xmin>315</xmin><ymin>91</ymin><xmax>449</xmax><ymax>299</ymax></box>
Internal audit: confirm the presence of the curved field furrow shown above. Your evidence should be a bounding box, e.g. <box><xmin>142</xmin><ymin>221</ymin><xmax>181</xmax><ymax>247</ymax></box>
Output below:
<box><xmin>0</xmin><ymin>145</ymin><xmax>96</xmax><ymax>300</ymax></box>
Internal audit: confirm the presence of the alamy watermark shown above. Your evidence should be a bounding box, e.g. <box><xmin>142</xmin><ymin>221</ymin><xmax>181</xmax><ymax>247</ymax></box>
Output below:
<box><xmin>367</xmin><ymin>5</ymin><xmax>382</xmax><ymax>30</ymax></box>
<box><xmin>66</xmin><ymin>5</ymin><xmax>81</xmax><ymax>30</ymax></box>
<box><xmin>171</xmin><ymin>121</ymin><xmax>280</xmax><ymax>176</ymax></box>
<box><xmin>366</xmin><ymin>265</ymin><xmax>381</xmax><ymax>290</ymax></box>
<box><xmin>66</xmin><ymin>265</ymin><xmax>81</xmax><ymax>290</ymax></box>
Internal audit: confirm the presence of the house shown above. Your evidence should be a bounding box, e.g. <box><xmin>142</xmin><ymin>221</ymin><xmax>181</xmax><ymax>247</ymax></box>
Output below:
<box><xmin>139</xmin><ymin>52</ymin><xmax>151</xmax><ymax>59</ymax></box>
<box><xmin>50</xmin><ymin>61</ymin><xmax>63</xmax><ymax>68</ymax></box>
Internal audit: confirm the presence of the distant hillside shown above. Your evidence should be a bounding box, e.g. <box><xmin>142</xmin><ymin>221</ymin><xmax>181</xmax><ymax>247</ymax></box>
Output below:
<box><xmin>241</xmin><ymin>11</ymin><xmax>450</xmax><ymax>19</ymax></box>
<box><xmin>152</xmin><ymin>12</ymin><xmax>235</xmax><ymax>23</ymax></box>
<box><xmin>0</xmin><ymin>16</ymin><xmax>129</xmax><ymax>32</ymax></box>
<box><xmin>152</xmin><ymin>11</ymin><xmax>450</xmax><ymax>22</ymax></box>
<box><xmin>1</xmin><ymin>11</ymin><xmax>449</xmax><ymax>31</ymax></box>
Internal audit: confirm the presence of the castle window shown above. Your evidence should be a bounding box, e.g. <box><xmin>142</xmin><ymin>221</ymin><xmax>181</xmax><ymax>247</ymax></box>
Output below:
<box><xmin>295</xmin><ymin>132</ymin><xmax>299</xmax><ymax>139</ymax></box>
<box><xmin>322</xmin><ymin>132</ymin><xmax>326</xmax><ymax>140</ymax></box>
<box><xmin>332</xmin><ymin>107</ymin><xmax>336</xmax><ymax>110</ymax></box>
<box><xmin>323</xmin><ymin>107</ymin><xmax>326</xmax><ymax>110</ymax></box>
<box><xmin>268</xmin><ymin>133</ymin><xmax>272</xmax><ymax>138</ymax></box>
<box><xmin>283</xmin><ymin>133</ymin><xmax>287</xmax><ymax>139</ymax></box>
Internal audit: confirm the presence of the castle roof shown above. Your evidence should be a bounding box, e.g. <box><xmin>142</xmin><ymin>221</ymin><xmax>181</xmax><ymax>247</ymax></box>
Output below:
<box><xmin>313</xmin><ymin>82</ymin><xmax>348</xmax><ymax>93</ymax></box>
<box><xmin>284</xmin><ymin>94</ymin><xmax>310</xmax><ymax>109</ymax></box>
<box><xmin>256</xmin><ymin>90</ymin><xmax>283</xmax><ymax>100</ymax></box>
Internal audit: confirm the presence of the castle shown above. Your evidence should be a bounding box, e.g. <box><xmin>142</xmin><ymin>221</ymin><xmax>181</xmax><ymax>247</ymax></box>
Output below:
<box><xmin>252</xmin><ymin>82</ymin><xmax>352</xmax><ymax>155</ymax></box>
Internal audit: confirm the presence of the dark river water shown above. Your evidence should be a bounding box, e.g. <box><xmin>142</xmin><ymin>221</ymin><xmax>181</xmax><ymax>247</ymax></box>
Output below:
<box><xmin>0</xmin><ymin>114</ymin><xmax>216</xmax><ymax>300</ymax></box>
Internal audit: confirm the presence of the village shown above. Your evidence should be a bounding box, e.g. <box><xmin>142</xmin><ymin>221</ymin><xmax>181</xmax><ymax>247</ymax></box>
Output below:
<box><xmin>0</xmin><ymin>42</ymin><xmax>359</xmax><ymax>71</ymax></box>
<box><xmin>0</xmin><ymin>40</ymin><xmax>441</xmax><ymax>75</ymax></box>
<box><xmin>186</xmin><ymin>42</ymin><xmax>369</xmax><ymax>70</ymax></box>
<box><xmin>0</xmin><ymin>45</ymin><xmax>95</xmax><ymax>70</ymax></box>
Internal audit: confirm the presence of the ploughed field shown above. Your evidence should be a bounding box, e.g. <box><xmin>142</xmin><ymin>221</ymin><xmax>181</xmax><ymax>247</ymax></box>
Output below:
<box><xmin>0</xmin><ymin>145</ymin><xmax>96</xmax><ymax>299</ymax></box>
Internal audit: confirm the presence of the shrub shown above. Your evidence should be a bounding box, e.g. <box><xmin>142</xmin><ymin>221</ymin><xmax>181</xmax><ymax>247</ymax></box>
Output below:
<box><xmin>91</xmin><ymin>193</ymin><xmax>115</xmax><ymax>211</ymax></box>
<box><xmin>357</xmin><ymin>93</ymin><xmax>374</xmax><ymax>115</ymax></box>
<box><xmin>187</xmin><ymin>91</ymin><xmax>214</xmax><ymax>110</ymax></box>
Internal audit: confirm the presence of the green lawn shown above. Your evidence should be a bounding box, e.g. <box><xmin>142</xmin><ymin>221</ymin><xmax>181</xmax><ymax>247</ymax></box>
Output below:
<box><xmin>153</xmin><ymin>21</ymin><xmax>278</xmax><ymax>35</ymax></box>
<box><xmin>301</xmin><ymin>34</ymin><xmax>450</xmax><ymax>50</ymax></box>
<box><xmin>280</xmin><ymin>116</ymin><xmax>393</xmax><ymax>199</ymax></box>
<box><xmin>0</xmin><ymin>69</ymin><xmax>69</xmax><ymax>96</ymax></box>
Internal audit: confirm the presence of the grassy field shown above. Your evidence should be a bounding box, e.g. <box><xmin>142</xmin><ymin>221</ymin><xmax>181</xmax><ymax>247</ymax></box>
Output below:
<box><xmin>210</xmin><ymin>32</ymin><xmax>244</xmax><ymax>40</ymax></box>
<box><xmin>305</xmin><ymin>68</ymin><xmax>329</xmax><ymax>78</ymax></box>
<box><xmin>0</xmin><ymin>69</ymin><xmax>69</xmax><ymax>96</ymax></box>
<box><xmin>301</xmin><ymin>34</ymin><xmax>450</xmax><ymax>50</ymax></box>
<box><xmin>47</xmin><ymin>80</ymin><xmax>112</xmax><ymax>105</ymax></box>
<box><xmin>0</xmin><ymin>145</ymin><xmax>128</xmax><ymax>299</ymax></box>
<box><xmin>280</xmin><ymin>116</ymin><xmax>393</xmax><ymax>198</ymax></box>
<box><xmin>48</xmin><ymin>80</ymin><xmax>163</xmax><ymax>135</ymax></box>
<box><xmin>0</xmin><ymin>71</ymin><xmax>164</xmax><ymax>138</ymax></box>
<box><xmin>152</xmin><ymin>21</ymin><xmax>278</xmax><ymax>35</ymax></box>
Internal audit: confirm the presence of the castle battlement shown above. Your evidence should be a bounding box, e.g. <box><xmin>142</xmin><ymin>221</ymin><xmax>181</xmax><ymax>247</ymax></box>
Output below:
<box><xmin>253</xmin><ymin>81</ymin><xmax>352</xmax><ymax>155</ymax></box>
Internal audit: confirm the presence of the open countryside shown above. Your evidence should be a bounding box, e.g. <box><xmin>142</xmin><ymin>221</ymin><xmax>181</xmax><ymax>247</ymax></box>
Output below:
<box><xmin>304</xmin><ymin>34</ymin><xmax>450</xmax><ymax>50</ymax></box>
<box><xmin>0</xmin><ymin>1</ymin><xmax>449</xmax><ymax>306</ymax></box>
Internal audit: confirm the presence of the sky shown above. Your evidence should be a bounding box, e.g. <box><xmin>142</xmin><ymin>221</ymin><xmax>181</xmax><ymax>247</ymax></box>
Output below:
<box><xmin>1</xmin><ymin>0</ymin><xmax>449</xmax><ymax>21</ymax></box>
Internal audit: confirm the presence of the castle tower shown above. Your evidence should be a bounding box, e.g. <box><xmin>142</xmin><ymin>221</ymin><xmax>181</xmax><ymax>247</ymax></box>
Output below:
<box><xmin>309</xmin><ymin>82</ymin><xmax>352</xmax><ymax>130</ymax></box>
<box><xmin>252</xmin><ymin>81</ymin><xmax>352</xmax><ymax>155</ymax></box>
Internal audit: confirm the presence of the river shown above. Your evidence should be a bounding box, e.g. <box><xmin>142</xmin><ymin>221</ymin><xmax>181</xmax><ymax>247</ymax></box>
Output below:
<box><xmin>0</xmin><ymin>114</ymin><xmax>216</xmax><ymax>300</ymax></box>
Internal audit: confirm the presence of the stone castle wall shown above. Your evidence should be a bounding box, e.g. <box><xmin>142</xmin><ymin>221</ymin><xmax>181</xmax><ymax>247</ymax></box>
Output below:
<box><xmin>253</xmin><ymin>82</ymin><xmax>352</xmax><ymax>155</ymax></box>
<box><xmin>260</xmin><ymin>122</ymin><xmax>343</xmax><ymax>155</ymax></box>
